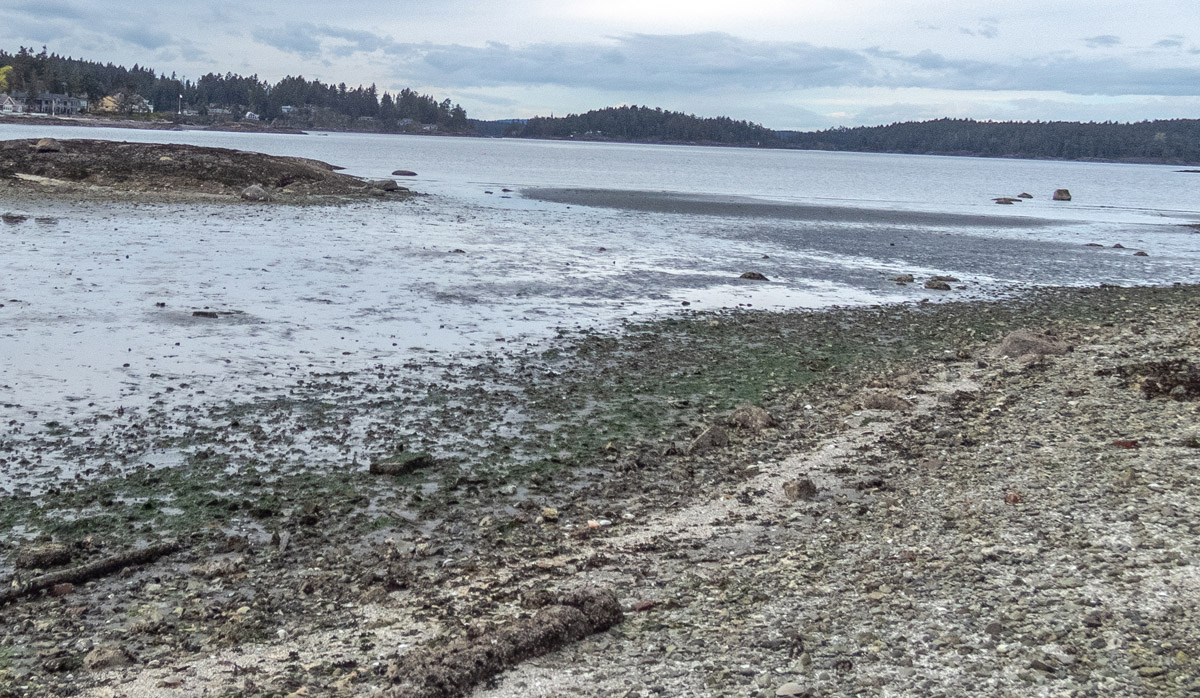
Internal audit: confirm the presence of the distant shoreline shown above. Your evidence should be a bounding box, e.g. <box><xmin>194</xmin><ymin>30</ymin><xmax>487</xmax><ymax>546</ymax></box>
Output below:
<box><xmin>3</xmin><ymin>113</ymin><xmax>1199</xmax><ymax>167</ymax></box>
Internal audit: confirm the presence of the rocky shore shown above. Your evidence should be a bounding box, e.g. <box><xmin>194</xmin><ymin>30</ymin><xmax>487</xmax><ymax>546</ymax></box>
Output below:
<box><xmin>0</xmin><ymin>283</ymin><xmax>1197</xmax><ymax>697</ymax></box>
<box><xmin>0</xmin><ymin>138</ymin><xmax>409</xmax><ymax>203</ymax></box>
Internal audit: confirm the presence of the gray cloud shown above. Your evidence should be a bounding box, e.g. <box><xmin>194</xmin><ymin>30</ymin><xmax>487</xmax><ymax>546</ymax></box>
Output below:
<box><xmin>247</xmin><ymin>28</ymin><xmax>1200</xmax><ymax>99</ymax></box>
<box><xmin>1084</xmin><ymin>35</ymin><xmax>1122</xmax><ymax>48</ymax></box>
<box><xmin>1155</xmin><ymin>38</ymin><xmax>1184</xmax><ymax>48</ymax></box>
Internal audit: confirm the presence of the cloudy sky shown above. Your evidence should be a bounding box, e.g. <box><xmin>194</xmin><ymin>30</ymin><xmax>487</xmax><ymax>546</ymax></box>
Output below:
<box><xmin>3</xmin><ymin>0</ymin><xmax>1198</xmax><ymax>129</ymax></box>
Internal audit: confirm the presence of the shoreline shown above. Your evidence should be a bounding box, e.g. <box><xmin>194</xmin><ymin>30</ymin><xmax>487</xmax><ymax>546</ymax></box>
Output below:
<box><xmin>2</xmin><ymin>283</ymin><xmax>1198</xmax><ymax>696</ymax></box>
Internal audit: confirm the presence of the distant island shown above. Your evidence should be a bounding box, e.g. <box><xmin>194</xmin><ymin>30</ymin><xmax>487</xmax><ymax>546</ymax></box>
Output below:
<box><xmin>4</xmin><ymin>46</ymin><xmax>1199</xmax><ymax>165</ymax></box>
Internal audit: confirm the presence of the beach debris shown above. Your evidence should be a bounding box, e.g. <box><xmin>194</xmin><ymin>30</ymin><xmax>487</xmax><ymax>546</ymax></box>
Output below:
<box><xmin>240</xmin><ymin>183</ymin><xmax>270</xmax><ymax>201</ymax></box>
<box><xmin>862</xmin><ymin>392</ymin><xmax>912</xmax><ymax>411</ymax></box>
<box><xmin>924</xmin><ymin>279</ymin><xmax>951</xmax><ymax>290</ymax></box>
<box><xmin>688</xmin><ymin>424</ymin><xmax>729</xmax><ymax>454</ymax></box>
<box><xmin>783</xmin><ymin>477</ymin><xmax>818</xmax><ymax>501</ymax></box>
<box><xmin>740</xmin><ymin>271</ymin><xmax>769</xmax><ymax>281</ymax></box>
<box><xmin>384</xmin><ymin>587</ymin><xmax>622</xmax><ymax>698</ymax></box>
<box><xmin>369</xmin><ymin>452</ymin><xmax>435</xmax><ymax>476</ymax></box>
<box><xmin>391</xmin><ymin>169</ymin><xmax>417</xmax><ymax>176</ymax></box>
<box><xmin>1053</xmin><ymin>188</ymin><xmax>1072</xmax><ymax>201</ymax></box>
<box><xmin>1</xmin><ymin>541</ymin><xmax>180</xmax><ymax>606</ymax></box>
<box><xmin>997</xmin><ymin>330</ymin><xmax>1070</xmax><ymax>357</ymax></box>
<box><xmin>729</xmin><ymin>404</ymin><xmax>776</xmax><ymax>431</ymax></box>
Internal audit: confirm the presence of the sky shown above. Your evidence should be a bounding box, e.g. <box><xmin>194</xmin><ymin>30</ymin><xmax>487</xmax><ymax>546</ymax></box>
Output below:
<box><xmin>2</xmin><ymin>0</ymin><xmax>1198</xmax><ymax>130</ymax></box>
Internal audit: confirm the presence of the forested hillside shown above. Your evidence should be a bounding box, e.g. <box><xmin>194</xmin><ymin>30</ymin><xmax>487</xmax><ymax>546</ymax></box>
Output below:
<box><xmin>507</xmin><ymin>105</ymin><xmax>781</xmax><ymax>146</ymax></box>
<box><xmin>0</xmin><ymin>47</ymin><xmax>470</xmax><ymax>132</ymax></box>
<box><xmin>779</xmin><ymin>118</ymin><xmax>1200</xmax><ymax>164</ymax></box>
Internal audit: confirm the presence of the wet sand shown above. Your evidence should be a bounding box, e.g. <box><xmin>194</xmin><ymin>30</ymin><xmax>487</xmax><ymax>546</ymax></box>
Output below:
<box><xmin>525</xmin><ymin>187</ymin><xmax>1053</xmax><ymax>228</ymax></box>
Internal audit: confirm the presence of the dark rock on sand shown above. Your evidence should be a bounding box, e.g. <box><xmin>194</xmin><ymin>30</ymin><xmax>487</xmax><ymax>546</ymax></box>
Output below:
<box><xmin>1053</xmin><ymin>189</ymin><xmax>1072</xmax><ymax>201</ymax></box>
<box><xmin>370</xmin><ymin>179</ymin><xmax>402</xmax><ymax>192</ymax></box>
<box><xmin>925</xmin><ymin>279</ymin><xmax>952</xmax><ymax>291</ymax></box>
<box><xmin>391</xmin><ymin>170</ymin><xmax>418</xmax><ymax>177</ymax></box>
<box><xmin>35</xmin><ymin>138</ymin><xmax>62</xmax><ymax>153</ymax></box>
<box><xmin>889</xmin><ymin>274</ymin><xmax>915</xmax><ymax>283</ymax></box>
<box><xmin>783</xmin><ymin>477</ymin><xmax>818</xmax><ymax>501</ymax></box>
<box><xmin>1134</xmin><ymin>251</ymin><xmax>1149</xmax><ymax>256</ymax></box>
<box><xmin>740</xmin><ymin>271</ymin><xmax>769</xmax><ymax>281</ymax></box>
<box><xmin>1018</xmin><ymin>193</ymin><xmax>1033</xmax><ymax>198</ymax></box>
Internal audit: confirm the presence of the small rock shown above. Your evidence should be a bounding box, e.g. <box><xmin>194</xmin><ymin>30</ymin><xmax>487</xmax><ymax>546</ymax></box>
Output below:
<box><xmin>240</xmin><ymin>184</ymin><xmax>270</xmax><ymax>202</ymax></box>
<box><xmin>729</xmin><ymin>404</ymin><xmax>776</xmax><ymax>431</ymax></box>
<box><xmin>369</xmin><ymin>178</ymin><xmax>401</xmax><ymax>192</ymax></box>
<box><xmin>924</xmin><ymin>279</ymin><xmax>951</xmax><ymax>291</ymax></box>
<box><xmin>1134</xmin><ymin>250</ymin><xmax>1149</xmax><ymax>256</ymax></box>
<box><xmin>889</xmin><ymin>274</ymin><xmax>914</xmax><ymax>283</ymax></box>
<box><xmin>783</xmin><ymin>477</ymin><xmax>818</xmax><ymax>501</ymax></box>
<box><xmin>1053</xmin><ymin>189</ymin><xmax>1072</xmax><ymax>201</ymax></box>
<box><xmin>540</xmin><ymin>507</ymin><xmax>559</xmax><ymax>522</ymax></box>
<box><xmin>35</xmin><ymin>138</ymin><xmax>62</xmax><ymax>153</ymax></box>
<box><xmin>740</xmin><ymin>271</ymin><xmax>769</xmax><ymax>281</ymax></box>
<box><xmin>994</xmin><ymin>197</ymin><xmax>1020</xmax><ymax>204</ymax></box>
<box><xmin>84</xmin><ymin>646</ymin><xmax>134</xmax><ymax>671</ymax></box>
<box><xmin>1018</xmin><ymin>192</ymin><xmax>1033</xmax><ymax>198</ymax></box>
<box><xmin>688</xmin><ymin>425</ymin><xmax>729</xmax><ymax>454</ymax></box>
<box><xmin>1112</xmin><ymin>243</ymin><xmax>1125</xmax><ymax>248</ymax></box>
<box><xmin>862</xmin><ymin>392</ymin><xmax>911</xmax><ymax>411</ymax></box>
<box><xmin>775</xmin><ymin>682</ymin><xmax>807</xmax><ymax>697</ymax></box>
<box><xmin>391</xmin><ymin>170</ymin><xmax>417</xmax><ymax>177</ymax></box>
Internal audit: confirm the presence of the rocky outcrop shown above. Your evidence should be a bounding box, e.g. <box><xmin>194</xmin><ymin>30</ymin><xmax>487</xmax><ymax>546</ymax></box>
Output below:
<box><xmin>0</xmin><ymin>138</ymin><xmax>411</xmax><ymax>202</ymax></box>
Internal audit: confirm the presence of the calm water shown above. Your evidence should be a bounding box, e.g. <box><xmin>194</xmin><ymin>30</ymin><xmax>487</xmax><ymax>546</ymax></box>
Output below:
<box><xmin>1</xmin><ymin>124</ymin><xmax>1197</xmax><ymax>488</ymax></box>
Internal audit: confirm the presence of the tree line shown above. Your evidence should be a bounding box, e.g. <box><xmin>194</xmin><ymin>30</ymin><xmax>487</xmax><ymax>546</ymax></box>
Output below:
<box><xmin>506</xmin><ymin>105</ymin><xmax>781</xmax><ymax>146</ymax></box>
<box><xmin>778</xmin><ymin>118</ymin><xmax>1200</xmax><ymax>164</ymax></box>
<box><xmin>0</xmin><ymin>46</ymin><xmax>470</xmax><ymax>132</ymax></box>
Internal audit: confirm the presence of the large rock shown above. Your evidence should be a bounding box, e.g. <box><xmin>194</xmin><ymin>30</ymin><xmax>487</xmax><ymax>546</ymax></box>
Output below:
<box><xmin>240</xmin><ymin>184</ymin><xmax>271</xmax><ymax>202</ymax></box>
<box><xmin>35</xmin><ymin>138</ymin><xmax>62</xmax><ymax>153</ymax></box>
<box><xmin>1053</xmin><ymin>189</ymin><xmax>1072</xmax><ymax>201</ymax></box>
<box><xmin>997</xmin><ymin>330</ymin><xmax>1070</xmax><ymax>357</ymax></box>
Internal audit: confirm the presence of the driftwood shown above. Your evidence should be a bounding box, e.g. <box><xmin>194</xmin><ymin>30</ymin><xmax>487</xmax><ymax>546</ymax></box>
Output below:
<box><xmin>1</xmin><ymin>540</ymin><xmax>180</xmax><ymax>605</ymax></box>
<box><xmin>385</xmin><ymin>587</ymin><xmax>623</xmax><ymax>698</ymax></box>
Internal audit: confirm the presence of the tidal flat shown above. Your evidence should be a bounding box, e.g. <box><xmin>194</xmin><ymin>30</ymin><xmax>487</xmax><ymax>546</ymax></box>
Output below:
<box><xmin>2</xmin><ymin>282</ymin><xmax>1198</xmax><ymax>697</ymax></box>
